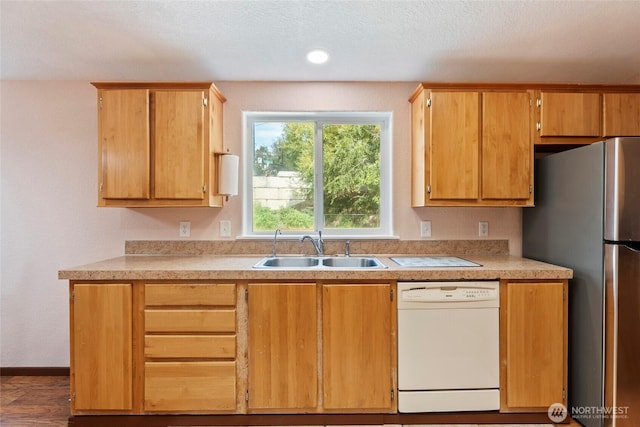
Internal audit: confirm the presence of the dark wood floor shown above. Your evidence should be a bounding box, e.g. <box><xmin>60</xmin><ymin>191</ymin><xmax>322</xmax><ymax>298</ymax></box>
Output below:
<box><xmin>1</xmin><ymin>376</ymin><xmax>70</xmax><ymax>426</ymax></box>
<box><xmin>1</xmin><ymin>375</ymin><xmax>583</xmax><ymax>427</ymax></box>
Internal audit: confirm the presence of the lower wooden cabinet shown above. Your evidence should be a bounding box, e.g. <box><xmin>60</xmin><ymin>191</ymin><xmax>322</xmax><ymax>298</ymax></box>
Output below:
<box><xmin>143</xmin><ymin>283</ymin><xmax>237</xmax><ymax>413</ymax></box>
<box><xmin>247</xmin><ymin>282</ymin><xmax>318</xmax><ymax>411</ymax></box>
<box><xmin>246</xmin><ymin>282</ymin><xmax>396</xmax><ymax>413</ymax></box>
<box><xmin>68</xmin><ymin>278</ymin><xmax>566</xmax><ymax>416</ymax></box>
<box><xmin>71</xmin><ymin>283</ymin><xmax>133</xmax><ymax>412</ymax></box>
<box><xmin>322</xmin><ymin>283</ymin><xmax>394</xmax><ymax>411</ymax></box>
<box><xmin>500</xmin><ymin>280</ymin><xmax>568</xmax><ymax>412</ymax></box>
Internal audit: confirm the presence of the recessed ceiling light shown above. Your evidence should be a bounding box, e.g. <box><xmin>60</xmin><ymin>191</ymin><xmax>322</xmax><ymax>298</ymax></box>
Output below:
<box><xmin>306</xmin><ymin>49</ymin><xmax>329</xmax><ymax>64</ymax></box>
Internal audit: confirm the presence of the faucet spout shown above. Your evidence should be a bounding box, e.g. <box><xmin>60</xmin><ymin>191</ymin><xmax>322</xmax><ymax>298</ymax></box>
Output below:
<box><xmin>272</xmin><ymin>228</ymin><xmax>282</xmax><ymax>257</ymax></box>
<box><xmin>300</xmin><ymin>231</ymin><xmax>324</xmax><ymax>255</ymax></box>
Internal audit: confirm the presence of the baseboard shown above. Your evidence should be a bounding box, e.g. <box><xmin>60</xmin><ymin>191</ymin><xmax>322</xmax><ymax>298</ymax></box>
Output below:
<box><xmin>1</xmin><ymin>366</ymin><xmax>70</xmax><ymax>376</ymax></box>
<box><xmin>67</xmin><ymin>412</ymin><xmax>560</xmax><ymax>426</ymax></box>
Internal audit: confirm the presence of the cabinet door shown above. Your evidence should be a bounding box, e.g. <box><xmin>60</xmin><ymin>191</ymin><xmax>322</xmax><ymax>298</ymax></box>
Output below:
<box><xmin>322</xmin><ymin>284</ymin><xmax>393</xmax><ymax>411</ymax></box>
<box><xmin>539</xmin><ymin>92</ymin><xmax>601</xmax><ymax>136</ymax></box>
<box><xmin>410</xmin><ymin>88</ymin><xmax>427</xmax><ymax>206</ymax></box>
<box><xmin>247</xmin><ymin>283</ymin><xmax>317</xmax><ymax>410</ymax></box>
<box><xmin>502</xmin><ymin>281</ymin><xmax>567</xmax><ymax>411</ymax></box>
<box><xmin>603</xmin><ymin>93</ymin><xmax>640</xmax><ymax>136</ymax></box>
<box><xmin>72</xmin><ymin>283</ymin><xmax>132</xmax><ymax>411</ymax></box>
<box><xmin>428</xmin><ymin>91</ymin><xmax>480</xmax><ymax>200</ymax></box>
<box><xmin>153</xmin><ymin>90</ymin><xmax>205</xmax><ymax>199</ymax></box>
<box><xmin>482</xmin><ymin>91</ymin><xmax>532</xmax><ymax>200</ymax></box>
<box><xmin>98</xmin><ymin>89</ymin><xmax>150</xmax><ymax>199</ymax></box>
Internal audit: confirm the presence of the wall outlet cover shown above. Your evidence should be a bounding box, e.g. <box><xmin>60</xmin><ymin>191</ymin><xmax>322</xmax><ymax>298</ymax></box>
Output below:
<box><xmin>479</xmin><ymin>221</ymin><xmax>489</xmax><ymax>237</ymax></box>
<box><xmin>220</xmin><ymin>220</ymin><xmax>231</xmax><ymax>237</ymax></box>
<box><xmin>179</xmin><ymin>221</ymin><xmax>191</xmax><ymax>237</ymax></box>
<box><xmin>420</xmin><ymin>220</ymin><xmax>432</xmax><ymax>238</ymax></box>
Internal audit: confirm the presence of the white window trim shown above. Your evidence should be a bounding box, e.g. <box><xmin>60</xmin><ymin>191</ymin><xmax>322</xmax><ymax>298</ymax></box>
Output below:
<box><xmin>241</xmin><ymin>111</ymin><xmax>393</xmax><ymax>238</ymax></box>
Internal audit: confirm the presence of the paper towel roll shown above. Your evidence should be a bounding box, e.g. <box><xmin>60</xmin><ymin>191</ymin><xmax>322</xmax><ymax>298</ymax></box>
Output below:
<box><xmin>219</xmin><ymin>154</ymin><xmax>239</xmax><ymax>196</ymax></box>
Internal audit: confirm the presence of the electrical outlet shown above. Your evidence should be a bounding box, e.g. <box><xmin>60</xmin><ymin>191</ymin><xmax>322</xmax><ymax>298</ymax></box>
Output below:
<box><xmin>479</xmin><ymin>221</ymin><xmax>489</xmax><ymax>237</ymax></box>
<box><xmin>179</xmin><ymin>221</ymin><xmax>191</xmax><ymax>237</ymax></box>
<box><xmin>220</xmin><ymin>220</ymin><xmax>231</xmax><ymax>237</ymax></box>
<box><xmin>420</xmin><ymin>220</ymin><xmax>432</xmax><ymax>237</ymax></box>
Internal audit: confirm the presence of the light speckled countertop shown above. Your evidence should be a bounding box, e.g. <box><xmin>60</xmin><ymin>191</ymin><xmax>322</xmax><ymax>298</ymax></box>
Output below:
<box><xmin>58</xmin><ymin>254</ymin><xmax>572</xmax><ymax>282</ymax></box>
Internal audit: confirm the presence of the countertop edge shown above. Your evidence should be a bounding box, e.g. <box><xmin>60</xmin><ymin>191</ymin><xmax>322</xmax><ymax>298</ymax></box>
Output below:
<box><xmin>58</xmin><ymin>255</ymin><xmax>573</xmax><ymax>282</ymax></box>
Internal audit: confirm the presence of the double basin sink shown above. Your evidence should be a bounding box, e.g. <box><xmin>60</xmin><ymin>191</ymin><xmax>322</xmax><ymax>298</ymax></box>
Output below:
<box><xmin>254</xmin><ymin>256</ymin><xmax>386</xmax><ymax>269</ymax></box>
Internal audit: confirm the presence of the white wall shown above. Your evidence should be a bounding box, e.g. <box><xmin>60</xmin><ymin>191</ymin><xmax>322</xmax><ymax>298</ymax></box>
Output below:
<box><xmin>0</xmin><ymin>80</ymin><xmax>521</xmax><ymax>367</ymax></box>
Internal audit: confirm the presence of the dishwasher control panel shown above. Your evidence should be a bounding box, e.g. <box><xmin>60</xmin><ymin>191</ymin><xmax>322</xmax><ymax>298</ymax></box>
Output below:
<box><xmin>398</xmin><ymin>281</ymin><xmax>499</xmax><ymax>308</ymax></box>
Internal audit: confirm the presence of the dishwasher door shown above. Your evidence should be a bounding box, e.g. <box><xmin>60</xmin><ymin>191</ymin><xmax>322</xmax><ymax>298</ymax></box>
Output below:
<box><xmin>397</xmin><ymin>281</ymin><xmax>500</xmax><ymax>412</ymax></box>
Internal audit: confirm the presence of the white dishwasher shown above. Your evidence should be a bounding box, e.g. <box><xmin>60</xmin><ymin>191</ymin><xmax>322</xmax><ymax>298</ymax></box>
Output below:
<box><xmin>397</xmin><ymin>281</ymin><xmax>500</xmax><ymax>413</ymax></box>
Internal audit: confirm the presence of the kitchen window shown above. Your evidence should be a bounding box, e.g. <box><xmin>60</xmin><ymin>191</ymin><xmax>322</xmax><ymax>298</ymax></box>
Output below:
<box><xmin>243</xmin><ymin>112</ymin><xmax>392</xmax><ymax>237</ymax></box>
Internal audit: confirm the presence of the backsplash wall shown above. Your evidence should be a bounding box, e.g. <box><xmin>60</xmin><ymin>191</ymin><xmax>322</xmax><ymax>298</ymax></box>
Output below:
<box><xmin>0</xmin><ymin>80</ymin><xmax>521</xmax><ymax>367</ymax></box>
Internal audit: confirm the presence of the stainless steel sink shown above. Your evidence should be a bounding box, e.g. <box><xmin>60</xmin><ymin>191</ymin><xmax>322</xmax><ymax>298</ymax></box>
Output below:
<box><xmin>321</xmin><ymin>257</ymin><xmax>385</xmax><ymax>268</ymax></box>
<box><xmin>255</xmin><ymin>257</ymin><xmax>320</xmax><ymax>268</ymax></box>
<box><xmin>253</xmin><ymin>256</ymin><xmax>386</xmax><ymax>269</ymax></box>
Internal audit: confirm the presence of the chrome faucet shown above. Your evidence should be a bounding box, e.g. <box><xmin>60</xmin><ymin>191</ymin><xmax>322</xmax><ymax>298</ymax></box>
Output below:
<box><xmin>272</xmin><ymin>228</ymin><xmax>282</xmax><ymax>257</ymax></box>
<box><xmin>300</xmin><ymin>231</ymin><xmax>324</xmax><ymax>255</ymax></box>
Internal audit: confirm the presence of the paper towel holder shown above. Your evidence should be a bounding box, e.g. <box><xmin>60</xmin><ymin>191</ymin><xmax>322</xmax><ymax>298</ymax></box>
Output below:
<box><xmin>218</xmin><ymin>153</ymin><xmax>239</xmax><ymax>201</ymax></box>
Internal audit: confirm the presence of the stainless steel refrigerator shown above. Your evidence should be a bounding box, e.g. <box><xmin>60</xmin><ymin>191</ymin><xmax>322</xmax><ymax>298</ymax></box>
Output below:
<box><xmin>523</xmin><ymin>137</ymin><xmax>640</xmax><ymax>427</ymax></box>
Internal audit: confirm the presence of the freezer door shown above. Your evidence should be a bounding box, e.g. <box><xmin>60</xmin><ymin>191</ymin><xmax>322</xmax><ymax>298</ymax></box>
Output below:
<box><xmin>605</xmin><ymin>137</ymin><xmax>640</xmax><ymax>242</ymax></box>
<box><xmin>604</xmin><ymin>243</ymin><xmax>640</xmax><ymax>427</ymax></box>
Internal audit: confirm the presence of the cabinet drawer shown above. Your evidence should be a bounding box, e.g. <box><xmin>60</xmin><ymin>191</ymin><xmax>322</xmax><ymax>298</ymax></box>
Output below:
<box><xmin>145</xmin><ymin>361</ymin><xmax>236</xmax><ymax>411</ymax></box>
<box><xmin>145</xmin><ymin>335</ymin><xmax>236</xmax><ymax>359</ymax></box>
<box><xmin>145</xmin><ymin>309</ymin><xmax>235</xmax><ymax>333</ymax></box>
<box><xmin>145</xmin><ymin>284</ymin><xmax>235</xmax><ymax>306</ymax></box>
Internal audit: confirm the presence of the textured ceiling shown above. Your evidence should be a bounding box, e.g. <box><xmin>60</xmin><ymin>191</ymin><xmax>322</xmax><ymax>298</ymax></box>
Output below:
<box><xmin>2</xmin><ymin>0</ymin><xmax>640</xmax><ymax>83</ymax></box>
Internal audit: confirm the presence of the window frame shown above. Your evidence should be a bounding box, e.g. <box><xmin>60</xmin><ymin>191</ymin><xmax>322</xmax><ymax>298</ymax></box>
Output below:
<box><xmin>242</xmin><ymin>111</ymin><xmax>393</xmax><ymax>238</ymax></box>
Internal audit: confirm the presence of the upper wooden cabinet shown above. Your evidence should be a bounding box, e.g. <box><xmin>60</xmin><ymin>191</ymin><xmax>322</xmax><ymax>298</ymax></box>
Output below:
<box><xmin>98</xmin><ymin>89</ymin><xmax>150</xmax><ymax>200</ymax></box>
<box><xmin>534</xmin><ymin>86</ymin><xmax>640</xmax><ymax>146</ymax></box>
<box><xmin>537</xmin><ymin>92</ymin><xmax>601</xmax><ymax>137</ymax></box>
<box><xmin>93</xmin><ymin>82</ymin><xmax>226</xmax><ymax>207</ymax></box>
<box><xmin>410</xmin><ymin>85</ymin><xmax>533</xmax><ymax>207</ymax></box>
<box><xmin>482</xmin><ymin>91</ymin><xmax>533</xmax><ymax>201</ymax></box>
<box><xmin>411</xmin><ymin>83</ymin><xmax>640</xmax><ymax>204</ymax></box>
<box><xmin>603</xmin><ymin>93</ymin><xmax>640</xmax><ymax>136</ymax></box>
<box><xmin>428</xmin><ymin>91</ymin><xmax>480</xmax><ymax>201</ymax></box>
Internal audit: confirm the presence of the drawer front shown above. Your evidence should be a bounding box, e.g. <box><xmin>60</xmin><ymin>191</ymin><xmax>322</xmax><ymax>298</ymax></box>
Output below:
<box><xmin>145</xmin><ymin>335</ymin><xmax>236</xmax><ymax>359</ymax></box>
<box><xmin>145</xmin><ymin>309</ymin><xmax>236</xmax><ymax>333</ymax></box>
<box><xmin>144</xmin><ymin>361</ymin><xmax>236</xmax><ymax>411</ymax></box>
<box><xmin>145</xmin><ymin>283</ymin><xmax>235</xmax><ymax>307</ymax></box>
